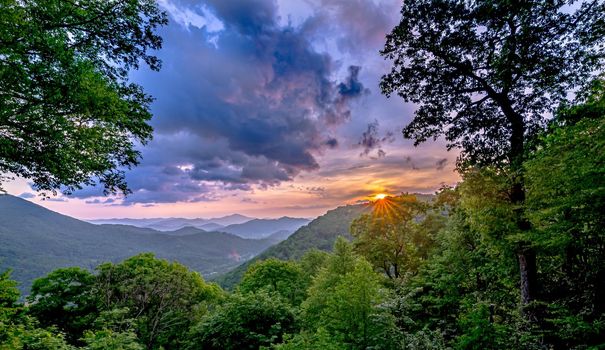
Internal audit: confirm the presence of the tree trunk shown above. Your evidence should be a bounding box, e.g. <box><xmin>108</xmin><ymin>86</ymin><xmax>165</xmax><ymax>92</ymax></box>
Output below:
<box><xmin>511</xmin><ymin>179</ymin><xmax>536</xmax><ymax>309</ymax></box>
<box><xmin>518</xmin><ymin>248</ymin><xmax>536</xmax><ymax>305</ymax></box>
<box><xmin>503</xmin><ymin>103</ymin><xmax>537</xmax><ymax>314</ymax></box>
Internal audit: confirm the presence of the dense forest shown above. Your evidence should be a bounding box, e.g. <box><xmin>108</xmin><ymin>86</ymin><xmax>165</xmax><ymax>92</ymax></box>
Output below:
<box><xmin>1</xmin><ymin>0</ymin><xmax>605</xmax><ymax>349</ymax></box>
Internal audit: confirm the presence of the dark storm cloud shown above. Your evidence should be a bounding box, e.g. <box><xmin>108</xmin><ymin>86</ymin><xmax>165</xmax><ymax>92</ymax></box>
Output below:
<box><xmin>325</xmin><ymin>138</ymin><xmax>339</xmax><ymax>148</ymax></box>
<box><xmin>100</xmin><ymin>0</ymin><xmax>373</xmax><ymax>204</ymax></box>
<box><xmin>357</xmin><ymin>120</ymin><xmax>394</xmax><ymax>158</ymax></box>
<box><xmin>338</xmin><ymin>66</ymin><xmax>367</xmax><ymax>97</ymax></box>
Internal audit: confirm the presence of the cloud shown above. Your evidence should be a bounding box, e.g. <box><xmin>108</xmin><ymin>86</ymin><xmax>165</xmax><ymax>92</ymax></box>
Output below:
<box><xmin>18</xmin><ymin>192</ymin><xmax>35</xmax><ymax>199</ymax></box>
<box><xmin>357</xmin><ymin>120</ymin><xmax>394</xmax><ymax>158</ymax></box>
<box><xmin>241</xmin><ymin>197</ymin><xmax>259</xmax><ymax>204</ymax></box>
<box><xmin>64</xmin><ymin>0</ymin><xmax>441</xmax><ymax>208</ymax></box>
<box><xmin>436</xmin><ymin>158</ymin><xmax>448</xmax><ymax>170</ymax></box>
<box><xmin>301</xmin><ymin>0</ymin><xmax>400</xmax><ymax>55</ymax></box>
<box><xmin>84</xmin><ymin>198</ymin><xmax>115</xmax><ymax>205</ymax></box>
<box><xmin>44</xmin><ymin>197</ymin><xmax>68</xmax><ymax>202</ymax></box>
<box><xmin>89</xmin><ymin>0</ymin><xmax>372</xmax><ymax>204</ymax></box>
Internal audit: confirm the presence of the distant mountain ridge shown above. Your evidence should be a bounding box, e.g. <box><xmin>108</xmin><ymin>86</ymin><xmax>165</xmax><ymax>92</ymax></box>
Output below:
<box><xmin>88</xmin><ymin>214</ymin><xmax>310</xmax><ymax>240</ymax></box>
<box><xmin>220</xmin><ymin>217</ymin><xmax>311</xmax><ymax>239</ymax></box>
<box><xmin>0</xmin><ymin>195</ymin><xmax>276</xmax><ymax>293</ymax></box>
<box><xmin>88</xmin><ymin>213</ymin><xmax>253</xmax><ymax>231</ymax></box>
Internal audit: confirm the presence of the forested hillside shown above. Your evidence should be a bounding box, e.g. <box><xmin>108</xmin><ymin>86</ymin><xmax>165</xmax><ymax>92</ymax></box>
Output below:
<box><xmin>0</xmin><ymin>195</ymin><xmax>274</xmax><ymax>292</ymax></box>
<box><xmin>215</xmin><ymin>204</ymin><xmax>370</xmax><ymax>289</ymax></box>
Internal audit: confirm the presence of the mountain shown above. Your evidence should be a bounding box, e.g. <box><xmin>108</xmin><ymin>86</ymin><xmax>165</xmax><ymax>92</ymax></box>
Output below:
<box><xmin>220</xmin><ymin>217</ymin><xmax>311</xmax><ymax>239</ymax></box>
<box><xmin>214</xmin><ymin>204</ymin><xmax>370</xmax><ymax>289</ymax></box>
<box><xmin>265</xmin><ymin>230</ymin><xmax>294</xmax><ymax>243</ymax></box>
<box><xmin>199</xmin><ymin>222</ymin><xmax>225</xmax><ymax>231</ymax></box>
<box><xmin>0</xmin><ymin>195</ymin><xmax>274</xmax><ymax>293</ymax></box>
<box><xmin>87</xmin><ymin>218</ymin><xmax>166</xmax><ymax>226</ymax></box>
<box><xmin>89</xmin><ymin>215</ymin><xmax>309</xmax><ymax>241</ymax></box>
<box><xmin>88</xmin><ymin>214</ymin><xmax>253</xmax><ymax>231</ymax></box>
<box><xmin>210</xmin><ymin>214</ymin><xmax>254</xmax><ymax>226</ymax></box>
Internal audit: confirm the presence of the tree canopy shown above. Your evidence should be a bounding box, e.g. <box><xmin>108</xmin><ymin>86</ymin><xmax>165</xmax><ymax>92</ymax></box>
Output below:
<box><xmin>380</xmin><ymin>0</ymin><xmax>605</xmax><ymax>167</ymax></box>
<box><xmin>0</xmin><ymin>0</ymin><xmax>167</xmax><ymax>195</ymax></box>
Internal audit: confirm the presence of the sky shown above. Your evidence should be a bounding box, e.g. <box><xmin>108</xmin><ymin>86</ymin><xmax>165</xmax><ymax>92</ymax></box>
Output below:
<box><xmin>5</xmin><ymin>0</ymin><xmax>460</xmax><ymax>219</ymax></box>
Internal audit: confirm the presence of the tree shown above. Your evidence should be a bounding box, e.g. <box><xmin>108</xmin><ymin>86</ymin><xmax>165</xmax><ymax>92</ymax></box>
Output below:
<box><xmin>275</xmin><ymin>328</ymin><xmax>344</xmax><ymax>350</ymax></box>
<box><xmin>186</xmin><ymin>291</ymin><xmax>298</xmax><ymax>350</ymax></box>
<box><xmin>238</xmin><ymin>258</ymin><xmax>307</xmax><ymax>305</ymax></box>
<box><xmin>302</xmin><ymin>238</ymin><xmax>401</xmax><ymax>350</ymax></box>
<box><xmin>350</xmin><ymin>195</ymin><xmax>444</xmax><ymax>279</ymax></box>
<box><xmin>524</xmin><ymin>82</ymin><xmax>605</xmax><ymax>347</ymax></box>
<box><xmin>95</xmin><ymin>254</ymin><xmax>222</xmax><ymax>349</ymax></box>
<box><xmin>387</xmin><ymin>187</ymin><xmax>539</xmax><ymax>349</ymax></box>
<box><xmin>0</xmin><ymin>270</ymin><xmax>21</xmax><ymax>345</ymax></box>
<box><xmin>0</xmin><ymin>0</ymin><xmax>167</xmax><ymax>195</ymax></box>
<box><xmin>1</xmin><ymin>270</ymin><xmax>75</xmax><ymax>350</ymax></box>
<box><xmin>27</xmin><ymin>267</ymin><xmax>97</xmax><ymax>345</ymax></box>
<box><xmin>380</xmin><ymin>0</ymin><xmax>605</xmax><ymax>309</ymax></box>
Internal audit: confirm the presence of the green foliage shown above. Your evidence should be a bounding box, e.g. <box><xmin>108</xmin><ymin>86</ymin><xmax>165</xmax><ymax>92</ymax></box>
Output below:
<box><xmin>385</xmin><ymin>184</ymin><xmax>539</xmax><ymax>349</ymax></box>
<box><xmin>95</xmin><ymin>253</ymin><xmax>223</xmax><ymax>349</ymax></box>
<box><xmin>27</xmin><ymin>267</ymin><xmax>97</xmax><ymax>344</ymax></box>
<box><xmin>302</xmin><ymin>238</ymin><xmax>401</xmax><ymax>350</ymax></box>
<box><xmin>0</xmin><ymin>270</ymin><xmax>22</xmax><ymax>347</ymax></box>
<box><xmin>239</xmin><ymin>259</ymin><xmax>307</xmax><ymax>305</ymax></box>
<box><xmin>82</xmin><ymin>329</ymin><xmax>143</xmax><ymax>350</ymax></box>
<box><xmin>0</xmin><ymin>0</ymin><xmax>167</xmax><ymax>194</ymax></box>
<box><xmin>0</xmin><ymin>271</ymin><xmax>19</xmax><ymax>308</ymax></box>
<box><xmin>380</xmin><ymin>0</ymin><xmax>605</xmax><ymax>167</ymax></box>
<box><xmin>3</xmin><ymin>326</ymin><xmax>74</xmax><ymax>350</ymax></box>
<box><xmin>401</xmin><ymin>329</ymin><xmax>447</xmax><ymax>350</ymax></box>
<box><xmin>216</xmin><ymin>204</ymin><xmax>370</xmax><ymax>289</ymax></box>
<box><xmin>351</xmin><ymin>194</ymin><xmax>445</xmax><ymax>278</ymax></box>
<box><xmin>0</xmin><ymin>273</ymin><xmax>75</xmax><ymax>350</ymax></box>
<box><xmin>274</xmin><ymin>328</ymin><xmax>344</xmax><ymax>350</ymax></box>
<box><xmin>524</xmin><ymin>87</ymin><xmax>605</xmax><ymax>347</ymax></box>
<box><xmin>186</xmin><ymin>291</ymin><xmax>298</xmax><ymax>350</ymax></box>
<box><xmin>297</xmin><ymin>249</ymin><xmax>330</xmax><ymax>281</ymax></box>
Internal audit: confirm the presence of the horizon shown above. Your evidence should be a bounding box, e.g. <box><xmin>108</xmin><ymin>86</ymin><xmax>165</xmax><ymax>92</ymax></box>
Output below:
<box><xmin>3</xmin><ymin>192</ymin><xmax>408</xmax><ymax>221</ymax></box>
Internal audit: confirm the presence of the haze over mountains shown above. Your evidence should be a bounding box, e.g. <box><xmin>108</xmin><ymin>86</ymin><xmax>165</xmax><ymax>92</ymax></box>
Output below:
<box><xmin>88</xmin><ymin>215</ymin><xmax>310</xmax><ymax>240</ymax></box>
<box><xmin>88</xmin><ymin>214</ymin><xmax>253</xmax><ymax>231</ymax></box>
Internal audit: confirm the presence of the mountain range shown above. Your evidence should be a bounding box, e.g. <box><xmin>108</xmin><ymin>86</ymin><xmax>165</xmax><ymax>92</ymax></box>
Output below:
<box><xmin>0</xmin><ymin>195</ymin><xmax>276</xmax><ymax>292</ymax></box>
<box><xmin>88</xmin><ymin>215</ymin><xmax>310</xmax><ymax>240</ymax></box>
<box><xmin>87</xmin><ymin>214</ymin><xmax>252</xmax><ymax>230</ymax></box>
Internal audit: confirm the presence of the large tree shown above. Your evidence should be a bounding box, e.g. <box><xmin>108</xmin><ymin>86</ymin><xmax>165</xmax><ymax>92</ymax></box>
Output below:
<box><xmin>95</xmin><ymin>254</ymin><xmax>223</xmax><ymax>349</ymax></box>
<box><xmin>0</xmin><ymin>0</ymin><xmax>167</xmax><ymax>195</ymax></box>
<box><xmin>350</xmin><ymin>195</ymin><xmax>444</xmax><ymax>279</ymax></box>
<box><xmin>381</xmin><ymin>0</ymin><xmax>605</xmax><ymax>309</ymax></box>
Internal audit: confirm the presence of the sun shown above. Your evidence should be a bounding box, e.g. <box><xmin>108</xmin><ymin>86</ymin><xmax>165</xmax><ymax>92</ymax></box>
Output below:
<box><xmin>374</xmin><ymin>193</ymin><xmax>387</xmax><ymax>200</ymax></box>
